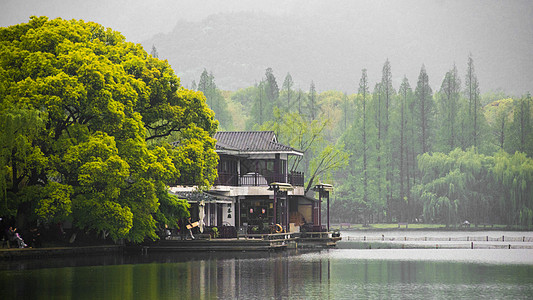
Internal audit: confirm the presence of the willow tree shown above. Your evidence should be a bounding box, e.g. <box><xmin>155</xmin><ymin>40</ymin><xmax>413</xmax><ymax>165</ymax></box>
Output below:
<box><xmin>0</xmin><ymin>17</ymin><xmax>218</xmax><ymax>242</ymax></box>
<box><xmin>414</xmin><ymin>148</ymin><xmax>493</xmax><ymax>226</ymax></box>
<box><xmin>492</xmin><ymin>151</ymin><xmax>533</xmax><ymax>226</ymax></box>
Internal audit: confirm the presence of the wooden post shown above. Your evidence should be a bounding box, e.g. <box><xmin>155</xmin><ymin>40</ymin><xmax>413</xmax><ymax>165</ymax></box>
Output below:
<box><xmin>326</xmin><ymin>190</ymin><xmax>330</xmax><ymax>232</ymax></box>
<box><xmin>285</xmin><ymin>192</ymin><xmax>289</xmax><ymax>232</ymax></box>
<box><xmin>273</xmin><ymin>187</ymin><xmax>277</xmax><ymax>225</ymax></box>
<box><xmin>318</xmin><ymin>191</ymin><xmax>322</xmax><ymax>228</ymax></box>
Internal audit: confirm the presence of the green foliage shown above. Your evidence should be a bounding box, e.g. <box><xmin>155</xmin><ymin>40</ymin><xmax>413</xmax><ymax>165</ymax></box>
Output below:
<box><xmin>35</xmin><ymin>182</ymin><xmax>73</xmax><ymax>223</ymax></box>
<box><xmin>170</xmin><ymin>125</ymin><xmax>218</xmax><ymax>188</ymax></box>
<box><xmin>492</xmin><ymin>151</ymin><xmax>533</xmax><ymax>226</ymax></box>
<box><xmin>0</xmin><ymin>17</ymin><xmax>218</xmax><ymax>242</ymax></box>
<box><xmin>197</xmin><ymin>69</ymin><xmax>232</xmax><ymax>130</ymax></box>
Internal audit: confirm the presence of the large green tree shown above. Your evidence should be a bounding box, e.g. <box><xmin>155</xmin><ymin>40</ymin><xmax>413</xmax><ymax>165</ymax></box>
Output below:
<box><xmin>0</xmin><ymin>17</ymin><xmax>218</xmax><ymax>242</ymax></box>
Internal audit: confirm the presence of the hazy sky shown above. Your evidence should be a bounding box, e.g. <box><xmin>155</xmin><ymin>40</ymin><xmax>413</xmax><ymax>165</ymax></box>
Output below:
<box><xmin>1</xmin><ymin>0</ymin><xmax>303</xmax><ymax>42</ymax></box>
<box><xmin>1</xmin><ymin>0</ymin><xmax>532</xmax><ymax>94</ymax></box>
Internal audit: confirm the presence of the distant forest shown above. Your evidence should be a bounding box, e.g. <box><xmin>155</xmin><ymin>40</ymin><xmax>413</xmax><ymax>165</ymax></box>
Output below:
<box><xmin>188</xmin><ymin>56</ymin><xmax>533</xmax><ymax>227</ymax></box>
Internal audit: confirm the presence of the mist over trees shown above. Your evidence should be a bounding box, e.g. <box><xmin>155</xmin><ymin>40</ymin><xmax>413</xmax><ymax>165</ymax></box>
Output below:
<box><xmin>142</xmin><ymin>5</ymin><xmax>533</xmax><ymax>97</ymax></box>
<box><xmin>194</xmin><ymin>55</ymin><xmax>532</xmax><ymax>227</ymax></box>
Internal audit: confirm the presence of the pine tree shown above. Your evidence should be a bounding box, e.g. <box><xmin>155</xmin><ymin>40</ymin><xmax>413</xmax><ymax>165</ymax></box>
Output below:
<box><xmin>308</xmin><ymin>81</ymin><xmax>317</xmax><ymax>120</ymax></box>
<box><xmin>359</xmin><ymin>69</ymin><xmax>370</xmax><ymax>211</ymax></box>
<box><xmin>398</xmin><ymin>76</ymin><xmax>413</xmax><ymax>221</ymax></box>
<box><xmin>465</xmin><ymin>54</ymin><xmax>481</xmax><ymax>149</ymax></box>
<box><xmin>380</xmin><ymin>59</ymin><xmax>395</xmax><ymax>222</ymax></box>
<box><xmin>150</xmin><ymin>45</ymin><xmax>158</xmax><ymax>58</ymax></box>
<box><xmin>414</xmin><ymin>65</ymin><xmax>434</xmax><ymax>154</ymax></box>
<box><xmin>264</xmin><ymin>67</ymin><xmax>279</xmax><ymax>104</ymax></box>
<box><xmin>436</xmin><ymin>64</ymin><xmax>461</xmax><ymax>152</ymax></box>
<box><xmin>282</xmin><ymin>72</ymin><xmax>294</xmax><ymax>111</ymax></box>
<box><xmin>508</xmin><ymin>93</ymin><xmax>533</xmax><ymax>156</ymax></box>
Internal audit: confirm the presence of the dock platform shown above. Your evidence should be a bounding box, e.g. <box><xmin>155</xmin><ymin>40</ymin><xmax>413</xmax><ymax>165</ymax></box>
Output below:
<box><xmin>139</xmin><ymin>232</ymin><xmax>341</xmax><ymax>253</ymax></box>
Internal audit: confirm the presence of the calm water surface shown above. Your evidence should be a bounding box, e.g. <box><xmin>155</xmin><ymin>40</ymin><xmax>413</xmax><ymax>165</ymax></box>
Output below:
<box><xmin>1</xmin><ymin>232</ymin><xmax>532</xmax><ymax>299</ymax></box>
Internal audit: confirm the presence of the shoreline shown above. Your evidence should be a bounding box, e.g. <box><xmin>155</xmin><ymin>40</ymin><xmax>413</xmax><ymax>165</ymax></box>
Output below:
<box><xmin>335</xmin><ymin>225</ymin><xmax>532</xmax><ymax>232</ymax></box>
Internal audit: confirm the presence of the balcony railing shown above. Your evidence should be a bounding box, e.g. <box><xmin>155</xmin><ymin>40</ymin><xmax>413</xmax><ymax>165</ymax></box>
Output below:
<box><xmin>215</xmin><ymin>171</ymin><xmax>304</xmax><ymax>187</ymax></box>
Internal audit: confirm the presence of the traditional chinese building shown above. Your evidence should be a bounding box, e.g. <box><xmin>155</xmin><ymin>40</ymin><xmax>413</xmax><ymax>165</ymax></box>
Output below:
<box><xmin>169</xmin><ymin>131</ymin><xmax>320</xmax><ymax>235</ymax></box>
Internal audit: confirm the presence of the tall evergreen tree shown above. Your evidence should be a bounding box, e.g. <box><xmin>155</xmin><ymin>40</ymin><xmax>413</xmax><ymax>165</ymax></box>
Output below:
<box><xmin>398</xmin><ymin>76</ymin><xmax>413</xmax><ymax>221</ymax></box>
<box><xmin>282</xmin><ymin>72</ymin><xmax>294</xmax><ymax>111</ymax></box>
<box><xmin>380</xmin><ymin>59</ymin><xmax>396</xmax><ymax>221</ymax></box>
<box><xmin>264</xmin><ymin>67</ymin><xmax>279</xmax><ymax>104</ymax></box>
<box><xmin>414</xmin><ymin>65</ymin><xmax>434</xmax><ymax>154</ymax></box>
<box><xmin>150</xmin><ymin>44</ymin><xmax>158</xmax><ymax>58</ymax></box>
<box><xmin>465</xmin><ymin>54</ymin><xmax>481</xmax><ymax>149</ymax></box>
<box><xmin>371</xmin><ymin>82</ymin><xmax>385</xmax><ymax>221</ymax></box>
<box><xmin>197</xmin><ymin>69</ymin><xmax>232</xmax><ymax>129</ymax></box>
<box><xmin>381</xmin><ymin>59</ymin><xmax>395</xmax><ymax>136</ymax></box>
<box><xmin>436</xmin><ymin>64</ymin><xmax>461</xmax><ymax>152</ymax></box>
<box><xmin>359</xmin><ymin>69</ymin><xmax>370</xmax><ymax>211</ymax></box>
<box><xmin>308</xmin><ymin>81</ymin><xmax>317</xmax><ymax>120</ymax></box>
<box><xmin>508</xmin><ymin>93</ymin><xmax>533</xmax><ymax>156</ymax></box>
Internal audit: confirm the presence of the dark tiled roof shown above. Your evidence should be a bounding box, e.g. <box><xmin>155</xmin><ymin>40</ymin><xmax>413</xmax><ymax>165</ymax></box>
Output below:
<box><xmin>214</xmin><ymin>131</ymin><xmax>301</xmax><ymax>154</ymax></box>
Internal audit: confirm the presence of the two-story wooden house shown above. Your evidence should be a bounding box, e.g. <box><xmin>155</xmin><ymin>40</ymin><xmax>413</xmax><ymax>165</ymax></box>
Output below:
<box><xmin>169</xmin><ymin>131</ymin><xmax>319</xmax><ymax>235</ymax></box>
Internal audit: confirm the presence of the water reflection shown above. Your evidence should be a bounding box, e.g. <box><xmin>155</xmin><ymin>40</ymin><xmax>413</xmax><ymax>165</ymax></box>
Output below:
<box><xmin>1</xmin><ymin>249</ymin><xmax>532</xmax><ymax>299</ymax></box>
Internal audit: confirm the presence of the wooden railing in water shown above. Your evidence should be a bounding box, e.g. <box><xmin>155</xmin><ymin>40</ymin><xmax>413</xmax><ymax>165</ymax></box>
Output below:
<box><xmin>343</xmin><ymin>235</ymin><xmax>533</xmax><ymax>242</ymax></box>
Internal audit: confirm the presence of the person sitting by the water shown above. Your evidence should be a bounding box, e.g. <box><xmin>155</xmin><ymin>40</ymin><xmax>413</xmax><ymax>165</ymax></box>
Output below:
<box><xmin>7</xmin><ymin>227</ymin><xmax>27</xmax><ymax>248</ymax></box>
<box><xmin>164</xmin><ymin>225</ymin><xmax>172</xmax><ymax>240</ymax></box>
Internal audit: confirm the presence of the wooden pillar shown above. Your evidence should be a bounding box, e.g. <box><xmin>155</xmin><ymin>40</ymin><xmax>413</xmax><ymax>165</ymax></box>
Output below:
<box><xmin>318</xmin><ymin>192</ymin><xmax>322</xmax><ymax>228</ymax></box>
<box><xmin>273</xmin><ymin>188</ymin><xmax>277</xmax><ymax>225</ymax></box>
<box><xmin>274</xmin><ymin>154</ymin><xmax>280</xmax><ymax>182</ymax></box>
<box><xmin>326</xmin><ymin>191</ymin><xmax>330</xmax><ymax>232</ymax></box>
<box><xmin>285</xmin><ymin>193</ymin><xmax>289</xmax><ymax>231</ymax></box>
<box><xmin>236</xmin><ymin>198</ymin><xmax>240</xmax><ymax>228</ymax></box>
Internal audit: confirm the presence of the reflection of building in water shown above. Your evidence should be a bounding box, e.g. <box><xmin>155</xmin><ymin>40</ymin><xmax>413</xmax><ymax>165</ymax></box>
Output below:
<box><xmin>170</xmin><ymin>131</ymin><xmax>325</xmax><ymax>235</ymax></box>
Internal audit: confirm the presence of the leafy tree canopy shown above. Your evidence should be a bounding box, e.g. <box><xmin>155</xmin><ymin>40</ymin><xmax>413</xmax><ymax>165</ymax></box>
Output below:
<box><xmin>0</xmin><ymin>16</ymin><xmax>218</xmax><ymax>242</ymax></box>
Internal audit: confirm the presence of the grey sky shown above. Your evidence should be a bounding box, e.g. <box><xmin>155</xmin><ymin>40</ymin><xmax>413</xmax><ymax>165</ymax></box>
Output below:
<box><xmin>0</xmin><ymin>0</ymin><xmax>298</xmax><ymax>42</ymax></box>
<box><xmin>1</xmin><ymin>0</ymin><xmax>532</xmax><ymax>94</ymax></box>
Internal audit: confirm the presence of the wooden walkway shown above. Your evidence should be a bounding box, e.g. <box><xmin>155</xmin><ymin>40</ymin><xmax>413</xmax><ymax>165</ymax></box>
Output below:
<box><xmin>139</xmin><ymin>232</ymin><xmax>341</xmax><ymax>253</ymax></box>
<box><xmin>141</xmin><ymin>233</ymin><xmax>297</xmax><ymax>253</ymax></box>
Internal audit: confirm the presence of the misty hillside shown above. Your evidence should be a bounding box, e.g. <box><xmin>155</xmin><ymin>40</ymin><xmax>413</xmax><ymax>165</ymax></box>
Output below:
<box><xmin>142</xmin><ymin>3</ymin><xmax>532</xmax><ymax>95</ymax></box>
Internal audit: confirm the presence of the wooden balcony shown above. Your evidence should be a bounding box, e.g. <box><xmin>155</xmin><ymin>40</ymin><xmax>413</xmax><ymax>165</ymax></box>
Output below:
<box><xmin>215</xmin><ymin>171</ymin><xmax>304</xmax><ymax>187</ymax></box>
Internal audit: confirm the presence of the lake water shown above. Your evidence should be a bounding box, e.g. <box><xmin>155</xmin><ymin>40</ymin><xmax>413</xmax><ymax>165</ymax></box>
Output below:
<box><xmin>1</xmin><ymin>231</ymin><xmax>533</xmax><ymax>299</ymax></box>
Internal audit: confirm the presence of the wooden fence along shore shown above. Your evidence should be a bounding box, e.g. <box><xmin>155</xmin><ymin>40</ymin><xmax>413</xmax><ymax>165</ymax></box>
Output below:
<box><xmin>342</xmin><ymin>235</ymin><xmax>533</xmax><ymax>249</ymax></box>
<box><xmin>344</xmin><ymin>235</ymin><xmax>533</xmax><ymax>242</ymax></box>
